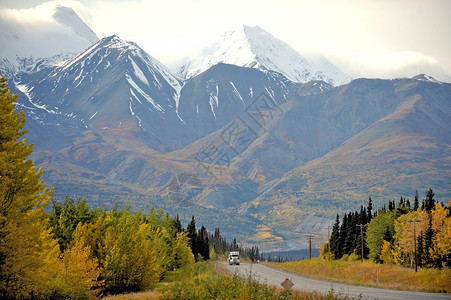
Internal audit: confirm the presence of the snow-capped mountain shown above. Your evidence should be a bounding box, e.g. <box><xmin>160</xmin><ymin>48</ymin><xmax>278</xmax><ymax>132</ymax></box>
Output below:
<box><xmin>14</xmin><ymin>35</ymin><xmax>191</xmax><ymax>151</ymax></box>
<box><xmin>177</xmin><ymin>25</ymin><xmax>351</xmax><ymax>86</ymax></box>
<box><xmin>0</xmin><ymin>4</ymin><xmax>98</xmax><ymax>73</ymax></box>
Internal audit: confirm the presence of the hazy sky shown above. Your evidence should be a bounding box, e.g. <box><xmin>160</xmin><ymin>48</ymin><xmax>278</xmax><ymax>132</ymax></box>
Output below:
<box><xmin>1</xmin><ymin>0</ymin><xmax>450</xmax><ymax>81</ymax></box>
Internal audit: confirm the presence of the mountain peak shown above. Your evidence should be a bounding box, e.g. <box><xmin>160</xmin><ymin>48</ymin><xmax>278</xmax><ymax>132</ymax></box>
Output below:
<box><xmin>412</xmin><ymin>74</ymin><xmax>440</xmax><ymax>83</ymax></box>
<box><xmin>176</xmin><ymin>25</ymin><xmax>351</xmax><ymax>86</ymax></box>
<box><xmin>59</xmin><ymin>35</ymin><xmax>181</xmax><ymax>90</ymax></box>
<box><xmin>97</xmin><ymin>35</ymin><xmax>137</xmax><ymax>50</ymax></box>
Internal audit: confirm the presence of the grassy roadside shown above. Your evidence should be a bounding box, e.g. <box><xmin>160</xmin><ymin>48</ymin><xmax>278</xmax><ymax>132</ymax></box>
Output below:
<box><xmin>158</xmin><ymin>261</ymin><xmax>350</xmax><ymax>299</ymax></box>
<box><xmin>103</xmin><ymin>261</ymin><xmax>351</xmax><ymax>299</ymax></box>
<box><xmin>265</xmin><ymin>259</ymin><xmax>451</xmax><ymax>293</ymax></box>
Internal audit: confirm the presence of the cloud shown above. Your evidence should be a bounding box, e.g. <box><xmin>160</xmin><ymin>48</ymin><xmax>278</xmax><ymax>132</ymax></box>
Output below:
<box><xmin>322</xmin><ymin>48</ymin><xmax>451</xmax><ymax>82</ymax></box>
<box><xmin>0</xmin><ymin>1</ymin><xmax>95</xmax><ymax>60</ymax></box>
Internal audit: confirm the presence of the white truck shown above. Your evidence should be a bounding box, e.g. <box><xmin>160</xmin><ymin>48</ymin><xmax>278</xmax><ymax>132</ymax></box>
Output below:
<box><xmin>228</xmin><ymin>251</ymin><xmax>240</xmax><ymax>265</ymax></box>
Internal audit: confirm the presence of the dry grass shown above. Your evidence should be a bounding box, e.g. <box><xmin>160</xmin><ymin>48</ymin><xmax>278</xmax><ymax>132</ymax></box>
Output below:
<box><xmin>266</xmin><ymin>259</ymin><xmax>451</xmax><ymax>293</ymax></box>
<box><xmin>101</xmin><ymin>290</ymin><xmax>161</xmax><ymax>300</ymax></box>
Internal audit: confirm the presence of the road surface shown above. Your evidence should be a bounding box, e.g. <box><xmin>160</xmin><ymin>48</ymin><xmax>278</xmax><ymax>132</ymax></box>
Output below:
<box><xmin>222</xmin><ymin>262</ymin><xmax>450</xmax><ymax>300</ymax></box>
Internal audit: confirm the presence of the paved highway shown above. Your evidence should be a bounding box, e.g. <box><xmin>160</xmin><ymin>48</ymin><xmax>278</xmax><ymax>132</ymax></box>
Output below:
<box><xmin>222</xmin><ymin>262</ymin><xmax>450</xmax><ymax>300</ymax></box>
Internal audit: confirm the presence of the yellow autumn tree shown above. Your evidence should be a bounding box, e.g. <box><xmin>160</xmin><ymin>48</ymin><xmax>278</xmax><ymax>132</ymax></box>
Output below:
<box><xmin>393</xmin><ymin>210</ymin><xmax>428</xmax><ymax>266</ymax></box>
<box><xmin>60</xmin><ymin>223</ymin><xmax>102</xmax><ymax>299</ymax></box>
<box><xmin>173</xmin><ymin>231</ymin><xmax>195</xmax><ymax>268</ymax></box>
<box><xmin>0</xmin><ymin>76</ymin><xmax>59</xmax><ymax>298</ymax></box>
<box><xmin>393</xmin><ymin>201</ymin><xmax>450</xmax><ymax>268</ymax></box>
<box><xmin>379</xmin><ymin>241</ymin><xmax>394</xmax><ymax>264</ymax></box>
<box><xmin>430</xmin><ymin>202</ymin><xmax>451</xmax><ymax>266</ymax></box>
<box><xmin>101</xmin><ymin>211</ymin><xmax>161</xmax><ymax>294</ymax></box>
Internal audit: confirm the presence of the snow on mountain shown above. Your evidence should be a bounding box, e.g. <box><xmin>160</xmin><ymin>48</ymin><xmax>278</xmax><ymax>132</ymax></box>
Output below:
<box><xmin>58</xmin><ymin>34</ymin><xmax>182</xmax><ymax>93</ymax></box>
<box><xmin>412</xmin><ymin>74</ymin><xmax>441</xmax><ymax>83</ymax></box>
<box><xmin>0</xmin><ymin>4</ymin><xmax>98</xmax><ymax>72</ymax></box>
<box><xmin>14</xmin><ymin>35</ymin><xmax>190</xmax><ymax>151</ymax></box>
<box><xmin>177</xmin><ymin>25</ymin><xmax>351</xmax><ymax>86</ymax></box>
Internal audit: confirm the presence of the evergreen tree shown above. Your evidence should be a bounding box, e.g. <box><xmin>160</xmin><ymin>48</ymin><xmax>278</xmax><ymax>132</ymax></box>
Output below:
<box><xmin>173</xmin><ymin>214</ymin><xmax>183</xmax><ymax>235</ymax></box>
<box><xmin>383</xmin><ymin>226</ymin><xmax>393</xmax><ymax>243</ymax></box>
<box><xmin>250</xmin><ymin>247</ymin><xmax>255</xmax><ymax>262</ymax></box>
<box><xmin>423</xmin><ymin>214</ymin><xmax>434</xmax><ymax>266</ymax></box>
<box><xmin>330</xmin><ymin>214</ymin><xmax>341</xmax><ymax>259</ymax></box>
<box><xmin>417</xmin><ymin>233</ymin><xmax>424</xmax><ymax>267</ymax></box>
<box><xmin>358</xmin><ymin>207</ymin><xmax>369</xmax><ymax>258</ymax></box>
<box><xmin>187</xmin><ymin>216</ymin><xmax>198</xmax><ymax>259</ymax></box>
<box><xmin>197</xmin><ymin>226</ymin><xmax>209</xmax><ymax>260</ymax></box>
<box><xmin>338</xmin><ymin>213</ymin><xmax>348</xmax><ymax>258</ymax></box>
<box><xmin>49</xmin><ymin>196</ymin><xmax>97</xmax><ymax>252</ymax></box>
<box><xmin>424</xmin><ymin>188</ymin><xmax>435</xmax><ymax>213</ymax></box>
<box><xmin>232</xmin><ymin>237</ymin><xmax>238</xmax><ymax>250</ymax></box>
<box><xmin>344</xmin><ymin>212</ymin><xmax>357</xmax><ymax>255</ymax></box>
<box><xmin>413</xmin><ymin>190</ymin><xmax>419</xmax><ymax>211</ymax></box>
<box><xmin>388</xmin><ymin>200</ymin><xmax>394</xmax><ymax>211</ymax></box>
<box><xmin>0</xmin><ymin>76</ymin><xmax>58</xmax><ymax>298</ymax></box>
<box><xmin>367</xmin><ymin>197</ymin><xmax>373</xmax><ymax>222</ymax></box>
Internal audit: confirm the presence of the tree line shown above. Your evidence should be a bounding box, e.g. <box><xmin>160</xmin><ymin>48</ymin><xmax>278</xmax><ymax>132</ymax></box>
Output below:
<box><xmin>324</xmin><ymin>189</ymin><xmax>451</xmax><ymax>269</ymax></box>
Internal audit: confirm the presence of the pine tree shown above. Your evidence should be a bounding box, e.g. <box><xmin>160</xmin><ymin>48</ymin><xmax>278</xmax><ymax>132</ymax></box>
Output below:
<box><xmin>330</xmin><ymin>214</ymin><xmax>341</xmax><ymax>259</ymax></box>
<box><xmin>417</xmin><ymin>233</ymin><xmax>424</xmax><ymax>267</ymax></box>
<box><xmin>49</xmin><ymin>196</ymin><xmax>96</xmax><ymax>252</ymax></box>
<box><xmin>383</xmin><ymin>226</ymin><xmax>393</xmax><ymax>243</ymax></box>
<box><xmin>424</xmin><ymin>188</ymin><xmax>435</xmax><ymax>213</ymax></box>
<box><xmin>413</xmin><ymin>190</ymin><xmax>419</xmax><ymax>211</ymax></box>
<box><xmin>174</xmin><ymin>214</ymin><xmax>183</xmax><ymax>235</ymax></box>
<box><xmin>187</xmin><ymin>216</ymin><xmax>198</xmax><ymax>259</ymax></box>
<box><xmin>344</xmin><ymin>212</ymin><xmax>356</xmax><ymax>255</ymax></box>
<box><xmin>0</xmin><ymin>76</ymin><xmax>58</xmax><ymax>298</ymax></box>
<box><xmin>388</xmin><ymin>201</ymin><xmax>394</xmax><ymax>211</ymax></box>
<box><xmin>197</xmin><ymin>226</ymin><xmax>209</xmax><ymax>260</ymax></box>
<box><xmin>367</xmin><ymin>197</ymin><xmax>373</xmax><ymax>222</ymax></box>
<box><xmin>338</xmin><ymin>213</ymin><xmax>348</xmax><ymax>258</ymax></box>
<box><xmin>423</xmin><ymin>214</ymin><xmax>434</xmax><ymax>266</ymax></box>
<box><xmin>232</xmin><ymin>237</ymin><xmax>238</xmax><ymax>250</ymax></box>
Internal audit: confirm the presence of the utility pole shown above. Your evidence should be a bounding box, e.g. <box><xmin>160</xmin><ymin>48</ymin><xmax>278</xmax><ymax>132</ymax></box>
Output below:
<box><xmin>356</xmin><ymin>224</ymin><xmax>367</xmax><ymax>263</ymax></box>
<box><xmin>407</xmin><ymin>219</ymin><xmax>422</xmax><ymax>272</ymax></box>
<box><xmin>306</xmin><ymin>235</ymin><xmax>313</xmax><ymax>259</ymax></box>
